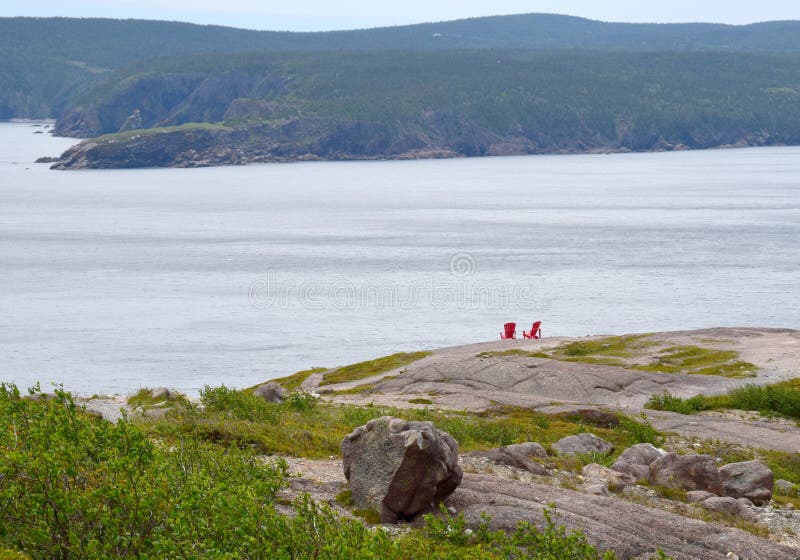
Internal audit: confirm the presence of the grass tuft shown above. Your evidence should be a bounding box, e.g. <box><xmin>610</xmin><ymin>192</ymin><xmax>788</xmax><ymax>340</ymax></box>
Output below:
<box><xmin>269</xmin><ymin>367</ymin><xmax>328</xmax><ymax>391</ymax></box>
<box><xmin>320</xmin><ymin>352</ymin><xmax>431</xmax><ymax>386</ymax></box>
<box><xmin>635</xmin><ymin>346</ymin><xmax>756</xmax><ymax>378</ymax></box>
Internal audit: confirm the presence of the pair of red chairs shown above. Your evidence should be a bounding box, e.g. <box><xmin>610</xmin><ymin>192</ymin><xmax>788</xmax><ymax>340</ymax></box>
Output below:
<box><xmin>500</xmin><ymin>321</ymin><xmax>541</xmax><ymax>340</ymax></box>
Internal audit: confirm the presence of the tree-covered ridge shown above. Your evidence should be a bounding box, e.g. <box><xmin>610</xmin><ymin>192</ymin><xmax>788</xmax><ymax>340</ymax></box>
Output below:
<box><xmin>53</xmin><ymin>49</ymin><xmax>800</xmax><ymax>157</ymax></box>
<box><xmin>3</xmin><ymin>14</ymin><xmax>800</xmax><ymax>119</ymax></box>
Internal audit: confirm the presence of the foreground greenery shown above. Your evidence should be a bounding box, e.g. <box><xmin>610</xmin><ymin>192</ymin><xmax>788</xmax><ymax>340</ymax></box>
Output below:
<box><xmin>152</xmin><ymin>384</ymin><xmax>663</xmax><ymax>459</ymax></box>
<box><xmin>646</xmin><ymin>379</ymin><xmax>800</xmax><ymax>419</ymax></box>
<box><xmin>0</xmin><ymin>383</ymin><xmax>674</xmax><ymax>559</ymax></box>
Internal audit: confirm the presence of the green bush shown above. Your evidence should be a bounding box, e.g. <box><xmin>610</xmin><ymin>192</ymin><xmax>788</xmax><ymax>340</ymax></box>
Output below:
<box><xmin>726</xmin><ymin>383</ymin><xmax>800</xmax><ymax>418</ymax></box>
<box><xmin>645</xmin><ymin>392</ymin><xmax>713</xmax><ymax>415</ymax></box>
<box><xmin>645</xmin><ymin>380</ymin><xmax>800</xmax><ymax>420</ymax></box>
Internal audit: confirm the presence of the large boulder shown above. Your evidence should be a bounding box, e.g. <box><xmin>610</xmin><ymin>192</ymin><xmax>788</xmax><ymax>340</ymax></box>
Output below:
<box><xmin>718</xmin><ymin>460</ymin><xmax>774</xmax><ymax>506</ymax></box>
<box><xmin>612</xmin><ymin>443</ymin><xmax>666</xmax><ymax>480</ymax></box>
<box><xmin>341</xmin><ymin>417</ymin><xmax>462</xmax><ymax>522</ymax></box>
<box><xmin>252</xmin><ymin>382</ymin><xmax>287</xmax><ymax>403</ymax></box>
<box><xmin>649</xmin><ymin>453</ymin><xmax>722</xmax><ymax>494</ymax></box>
<box><xmin>552</xmin><ymin>433</ymin><xmax>613</xmax><ymax>456</ymax></box>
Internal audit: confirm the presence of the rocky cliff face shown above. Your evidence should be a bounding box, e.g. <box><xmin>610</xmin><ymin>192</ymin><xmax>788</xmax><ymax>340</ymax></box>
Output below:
<box><xmin>51</xmin><ymin>114</ymin><xmax>782</xmax><ymax>170</ymax></box>
<box><xmin>50</xmin><ymin>117</ymin><xmax>539</xmax><ymax>169</ymax></box>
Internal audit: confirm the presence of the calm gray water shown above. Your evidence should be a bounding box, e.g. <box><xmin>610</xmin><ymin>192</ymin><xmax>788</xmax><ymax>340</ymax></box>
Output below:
<box><xmin>1</xmin><ymin>122</ymin><xmax>798</xmax><ymax>395</ymax></box>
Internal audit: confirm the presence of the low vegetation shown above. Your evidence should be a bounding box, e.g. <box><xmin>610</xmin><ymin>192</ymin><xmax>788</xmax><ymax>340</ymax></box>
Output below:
<box><xmin>127</xmin><ymin>386</ymin><xmax>187</xmax><ymax>408</ymax></box>
<box><xmin>485</xmin><ymin>336</ymin><xmax>756</xmax><ymax>378</ymax></box>
<box><xmin>319</xmin><ymin>351</ymin><xmax>431</xmax><ymax>386</ymax></box>
<box><xmin>635</xmin><ymin>346</ymin><xmax>756</xmax><ymax>378</ymax></box>
<box><xmin>137</xmin><ymin>385</ymin><xmax>664</xmax><ymax>460</ymax></box>
<box><xmin>646</xmin><ymin>379</ymin><xmax>800</xmax><ymax>419</ymax></box>
<box><xmin>0</xmin><ymin>383</ymin><xmax>673</xmax><ymax>559</ymax></box>
<box><xmin>269</xmin><ymin>366</ymin><xmax>328</xmax><ymax>391</ymax></box>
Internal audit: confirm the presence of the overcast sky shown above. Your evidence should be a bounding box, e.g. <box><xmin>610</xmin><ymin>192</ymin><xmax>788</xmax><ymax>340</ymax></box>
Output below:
<box><xmin>4</xmin><ymin>0</ymin><xmax>800</xmax><ymax>31</ymax></box>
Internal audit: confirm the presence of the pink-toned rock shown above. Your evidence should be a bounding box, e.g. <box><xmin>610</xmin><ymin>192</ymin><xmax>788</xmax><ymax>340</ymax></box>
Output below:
<box><xmin>342</xmin><ymin>417</ymin><xmax>462</xmax><ymax>522</ymax></box>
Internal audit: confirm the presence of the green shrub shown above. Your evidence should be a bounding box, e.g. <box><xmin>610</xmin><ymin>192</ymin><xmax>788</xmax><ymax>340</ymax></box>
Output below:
<box><xmin>645</xmin><ymin>392</ymin><xmax>714</xmax><ymax>415</ymax></box>
<box><xmin>726</xmin><ymin>382</ymin><xmax>800</xmax><ymax>418</ymax></box>
<box><xmin>200</xmin><ymin>383</ymin><xmax>282</xmax><ymax>423</ymax></box>
<box><xmin>646</xmin><ymin>380</ymin><xmax>800</xmax><ymax>420</ymax></box>
<box><xmin>616</xmin><ymin>413</ymin><xmax>664</xmax><ymax>445</ymax></box>
<box><xmin>0</xmin><ymin>384</ymin><xmax>288</xmax><ymax>558</ymax></box>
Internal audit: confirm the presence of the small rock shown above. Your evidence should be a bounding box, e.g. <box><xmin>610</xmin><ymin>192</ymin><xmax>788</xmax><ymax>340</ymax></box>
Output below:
<box><xmin>583</xmin><ymin>483</ymin><xmax>610</xmax><ymax>496</ymax></box>
<box><xmin>737</xmin><ymin>497</ymin><xmax>755</xmax><ymax>511</ymax></box>
<box><xmin>149</xmin><ymin>387</ymin><xmax>171</xmax><ymax>400</ymax></box>
<box><xmin>775</xmin><ymin>479</ymin><xmax>797</xmax><ymax>496</ymax></box>
<box><xmin>552</xmin><ymin>433</ymin><xmax>613</xmax><ymax>456</ymax></box>
<box><xmin>468</xmin><ymin>447</ymin><xmax>551</xmax><ymax>476</ymax></box>
<box><xmin>617</xmin><ymin>443</ymin><xmax>666</xmax><ymax>466</ymax></box>
<box><xmin>649</xmin><ymin>453</ymin><xmax>722</xmax><ymax>494</ymax></box>
<box><xmin>252</xmin><ymin>382</ymin><xmax>287</xmax><ymax>404</ymax></box>
<box><xmin>504</xmin><ymin>442</ymin><xmax>548</xmax><ymax>459</ymax></box>
<box><xmin>703</xmin><ymin>496</ymin><xmax>746</xmax><ymax>517</ymax></box>
<box><xmin>686</xmin><ymin>490</ymin><xmax>717</xmax><ymax>503</ymax></box>
<box><xmin>718</xmin><ymin>460</ymin><xmax>773</xmax><ymax>506</ymax></box>
<box><xmin>612</xmin><ymin>443</ymin><xmax>666</xmax><ymax>480</ymax></box>
<box><xmin>582</xmin><ymin>463</ymin><xmax>636</xmax><ymax>491</ymax></box>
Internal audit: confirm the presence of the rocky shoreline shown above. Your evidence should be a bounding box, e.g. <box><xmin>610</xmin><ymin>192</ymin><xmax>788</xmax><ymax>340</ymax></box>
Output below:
<box><xmin>44</xmin><ymin>118</ymin><xmax>779</xmax><ymax>170</ymax></box>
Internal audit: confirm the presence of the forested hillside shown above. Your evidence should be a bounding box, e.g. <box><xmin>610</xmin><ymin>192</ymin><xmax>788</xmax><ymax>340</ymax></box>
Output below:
<box><xmin>49</xmin><ymin>50</ymin><xmax>800</xmax><ymax>168</ymax></box>
<box><xmin>4</xmin><ymin>14</ymin><xmax>800</xmax><ymax>119</ymax></box>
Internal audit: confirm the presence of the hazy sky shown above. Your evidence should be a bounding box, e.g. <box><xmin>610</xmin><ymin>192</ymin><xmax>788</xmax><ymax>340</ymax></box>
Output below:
<box><xmin>4</xmin><ymin>0</ymin><xmax>800</xmax><ymax>31</ymax></box>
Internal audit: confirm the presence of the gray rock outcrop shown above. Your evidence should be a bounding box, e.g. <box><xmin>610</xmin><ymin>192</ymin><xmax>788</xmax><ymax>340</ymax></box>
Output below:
<box><xmin>649</xmin><ymin>453</ymin><xmax>722</xmax><ymax>494</ymax></box>
<box><xmin>701</xmin><ymin>496</ymin><xmax>750</xmax><ymax>518</ymax></box>
<box><xmin>504</xmin><ymin>442</ymin><xmax>548</xmax><ymax>459</ymax></box>
<box><xmin>611</xmin><ymin>443</ymin><xmax>666</xmax><ymax>480</ymax></box>
<box><xmin>149</xmin><ymin>387</ymin><xmax>172</xmax><ymax>400</ymax></box>
<box><xmin>775</xmin><ymin>479</ymin><xmax>797</xmax><ymax>496</ymax></box>
<box><xmin>118</xmin><ymin>109</ymin><xmax>143</xmax><ymax>132</ymax></box>
<box><xmin>552</xmin><ymin>433</ymin><xmax>613</xmax><ymax>456</ymax></box>
<box><xmin>341</xmin><ymin>416</ymin><xmax>462</xmax><ymax>522</ymax></box>
<box><xmin>718</xmin><ymin>460</ymin><xmax>774</xmax><ymax>506</ymax></box>
<box><xmin>582</xmin><ymin>463</ymin><xmax>636</xmax><ymax>492</ymax></box>
<box><xmin>252</xmin><ymin>382</ymin><xmax>287</xmax><ymax>403</ymax></box>
<box><xmin>468</xmin><ymin>447</ymin><xmax>551</xmax><ymax>476</ymax></box>
<box><xmin>448</xmin><ymin>473</ymin><xmax>796</xmax><ymax>559</ymax></box>
<box><xmin>686</xmin><ymin>490</ymin><xmax>717</xmax><ymax>503</ymax></box>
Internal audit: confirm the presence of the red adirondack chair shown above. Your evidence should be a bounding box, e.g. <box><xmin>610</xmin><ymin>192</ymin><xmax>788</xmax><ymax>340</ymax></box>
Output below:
<box><xmin>500</xmin><ymin>322</ymin><xmax>516</xmax><ymax>340</ymax></box>
<box><xmin>523</xmin><ymin>321</ymin><xmax>542</xmax><ymax>339</ymax></box>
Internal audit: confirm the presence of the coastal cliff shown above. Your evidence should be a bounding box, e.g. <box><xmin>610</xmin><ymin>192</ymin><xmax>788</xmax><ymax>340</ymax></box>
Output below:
<box><xmin>45</xmin><ymin>49</ymin><xmax>800</xmax><ymax>169</ymax></box>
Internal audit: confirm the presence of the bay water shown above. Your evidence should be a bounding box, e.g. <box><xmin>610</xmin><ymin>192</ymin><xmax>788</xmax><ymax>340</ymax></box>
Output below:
<box><xmin>1</xmin><ymin>122</ymin><xmax>798</xmax><ymax>394</ymax></box>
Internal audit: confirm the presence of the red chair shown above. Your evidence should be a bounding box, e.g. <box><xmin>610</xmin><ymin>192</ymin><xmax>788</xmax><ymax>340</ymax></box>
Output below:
<box><xmin>500</xmin><ymin>322</ymin><xmax>516</xmax><ymax>340</ymax></box>
<box><xmin>523</xmin><ymin>321</ymin><xmax>542</xmax><ymax>339</ymax></box>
